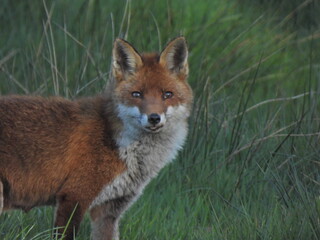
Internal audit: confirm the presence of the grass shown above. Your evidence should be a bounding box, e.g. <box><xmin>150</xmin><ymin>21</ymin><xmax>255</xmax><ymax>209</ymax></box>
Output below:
<box><xmin>0</xmin><ymin>0</ymin><xmax>320</xmax><ymax>239</ymax></box>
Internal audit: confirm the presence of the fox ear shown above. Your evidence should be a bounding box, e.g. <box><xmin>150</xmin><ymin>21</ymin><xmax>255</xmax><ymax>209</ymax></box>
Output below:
<box><xmin>112</xmin><ymin>39</ymin><xmax>143</xmax><ymax>80</ymax></box>
<box><xmin>160</xmin><ymin>37</ymin><xmax>189</xmax><ymax>77</ymax></box>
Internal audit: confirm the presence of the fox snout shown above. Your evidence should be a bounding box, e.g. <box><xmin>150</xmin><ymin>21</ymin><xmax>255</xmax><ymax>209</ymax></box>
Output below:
<box><xmin>144</xmin><ymin>112</ymin><xmax>166</xmax><ymax>132</ymax></box>
<box><xmin>148</xmin><ymin>113</ymin><xmax>161</xmax><ymax>125</ymax></box>
<box><xmin>117</xmin><ymin>104</ymin><xmax>166</xmax><ymax>133</ymax></box>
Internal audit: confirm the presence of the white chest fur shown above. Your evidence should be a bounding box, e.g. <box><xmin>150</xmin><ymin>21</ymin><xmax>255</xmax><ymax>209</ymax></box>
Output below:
<box><xmin>90</xmin><ymin>118</ymin><xmax>188</xmax><ymax>209</ymax></box>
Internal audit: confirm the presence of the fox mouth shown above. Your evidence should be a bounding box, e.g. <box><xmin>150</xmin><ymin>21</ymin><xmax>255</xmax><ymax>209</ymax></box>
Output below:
<box><xmin>145</xmin><ymin>125</ymin><xmax>164</xmax><ymax>133</ymax></box>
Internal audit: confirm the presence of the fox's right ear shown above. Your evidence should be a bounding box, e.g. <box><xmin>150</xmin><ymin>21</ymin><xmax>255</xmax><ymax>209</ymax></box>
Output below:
<box><xmin>112</xmin><ymin>39</ymin><xmax>143</xmax><ymax>80</ymax></box>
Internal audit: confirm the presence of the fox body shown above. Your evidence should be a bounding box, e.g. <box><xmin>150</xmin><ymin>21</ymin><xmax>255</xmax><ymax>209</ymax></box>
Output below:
<box><xmin>0</xmin><ymin>37</ymin><xmax>192</xmax><ymax>240</ymax></box>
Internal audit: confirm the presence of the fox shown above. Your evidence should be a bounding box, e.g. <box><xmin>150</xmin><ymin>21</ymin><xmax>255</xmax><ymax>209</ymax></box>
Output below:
<box><xmin>0</xmin><ymin>36</ymin><xmax>193</xmax><ymax>240</ymax></box>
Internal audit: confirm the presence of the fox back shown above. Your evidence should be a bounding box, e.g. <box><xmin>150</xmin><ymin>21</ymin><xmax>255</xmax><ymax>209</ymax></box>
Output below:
<box><xmin>0</xmin><ymin>37</ymin><xmax>193</xmax><ymax>240</ymax></box>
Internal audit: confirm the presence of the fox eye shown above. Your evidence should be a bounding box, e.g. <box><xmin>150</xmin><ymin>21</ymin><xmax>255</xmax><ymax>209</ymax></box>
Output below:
<box><xmin>163</xmin><ymin>91</ymin><xmax>173</xmax><ymax>99</ymax></box>
<box><xmin>132</xmin><ymin>91</ymin><xmax>142</xmax><ymax>98</ymax></box>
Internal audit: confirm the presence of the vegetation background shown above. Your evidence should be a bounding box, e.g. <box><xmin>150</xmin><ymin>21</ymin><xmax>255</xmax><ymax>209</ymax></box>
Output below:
<box><xmin>0</xmin><ymin>0</ymin><xmax>319</xmax><ymax>239</ymax></box>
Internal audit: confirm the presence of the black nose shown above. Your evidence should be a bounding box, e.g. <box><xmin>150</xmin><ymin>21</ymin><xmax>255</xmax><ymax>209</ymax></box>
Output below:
<box><xmin>148</xmin><ymin>113</ymin><xmax>161</xmax><ymax>125</ymax></box>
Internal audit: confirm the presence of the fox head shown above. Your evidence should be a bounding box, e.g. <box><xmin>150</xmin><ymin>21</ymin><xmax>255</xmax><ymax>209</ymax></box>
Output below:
<box><xmin>112</xmin><ymin>37</ymin><xmax>193</xmax><ymax>135</ymax></box>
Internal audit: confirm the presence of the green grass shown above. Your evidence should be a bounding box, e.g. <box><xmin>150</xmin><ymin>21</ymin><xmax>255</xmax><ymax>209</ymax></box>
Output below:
<box><xmin>0</xmin><ymin>0</ymin><xmax>320</xmax><ymax>239</ymax></box>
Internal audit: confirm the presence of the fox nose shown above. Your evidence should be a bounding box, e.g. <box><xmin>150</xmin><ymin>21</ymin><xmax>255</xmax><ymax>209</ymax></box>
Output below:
<box><xmin>148</xmin><ymin>113</ymin><xmax>161</xmax><ymax>125</ymax></box>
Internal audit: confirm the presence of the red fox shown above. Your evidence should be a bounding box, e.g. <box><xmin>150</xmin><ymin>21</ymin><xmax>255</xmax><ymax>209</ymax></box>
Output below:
<box><xmin>0</xmin><ymin>37</ymin><xmax>193</xmax><ymax>240</ymax></box>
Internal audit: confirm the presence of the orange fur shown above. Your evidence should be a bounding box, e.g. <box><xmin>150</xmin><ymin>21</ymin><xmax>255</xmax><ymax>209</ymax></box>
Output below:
<box><xmin>0</xmin><ymin>96</ymin><xmax>126</xmax><ymax>238</ymax></box>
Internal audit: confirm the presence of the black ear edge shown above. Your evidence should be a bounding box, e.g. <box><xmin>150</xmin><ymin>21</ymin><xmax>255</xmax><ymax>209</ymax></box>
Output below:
<box><xmin>172</xmin><ymin>39</ymin><xmax>188</xmax><ymax>69</ymax></box>
<box><xmin>113</xmin><ymin>38</ymin><xmax>142</xmax><ymax>58</ymax></box>
<box><xmin>112</xmin><ymin>38</ymin><xmax>143</xmax><ymax>74</ymax></box>
<box><xmin>159</xmin><ymin>36</ymin><xmax>188</xmax><ymax>59</ymax></box>
<box><xmin>159</xmin><ymin>36</ymin><xmax>189</xmax><ymax>74</ymax></box>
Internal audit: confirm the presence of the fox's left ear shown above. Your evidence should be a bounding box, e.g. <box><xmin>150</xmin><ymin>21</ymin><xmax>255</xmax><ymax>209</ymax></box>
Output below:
<box><xmin>160</xmin><ymin>37</ymin><xmax>189</xmax><ymax>78</ymax></box>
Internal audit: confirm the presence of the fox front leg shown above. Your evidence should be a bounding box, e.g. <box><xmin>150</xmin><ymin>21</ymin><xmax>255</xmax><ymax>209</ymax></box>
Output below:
<box><xmin>90</xmin><ymin>212</ymin><xmax>120</xmax><ymax>240</ymax></box>
<box><xmin>54</xmin><ymin>195</ymin><xmax>87</xmax><ymax>240</ymax></box>
<box><xmin>90</xmin><ymin>196</ymin><xmax>132</xmax><ymax>240</ymax></box>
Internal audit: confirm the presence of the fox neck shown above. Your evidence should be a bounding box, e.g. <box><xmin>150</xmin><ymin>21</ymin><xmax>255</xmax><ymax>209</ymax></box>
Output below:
<box><xmin>120</xmin><ymin>118</ymin><xmax>187</xmax><ymax>163</ymax></box>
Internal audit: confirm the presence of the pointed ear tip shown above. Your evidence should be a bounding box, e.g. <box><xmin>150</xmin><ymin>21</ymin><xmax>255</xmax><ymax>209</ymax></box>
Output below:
<box><xmin>172</xmin><ymin>36</ymin><xmax>188</xmax><ymax>48</ymax></box>
<box><xmin>113</xmin><ymin>39</ymin><xmax>134</xmax><ymax>55</ymax></box>
<box><xmin>176</xmin><ymin>36</ymin><xmax>186</xmax><ymax>42</ymax></box>
<box><xmin>113</xmin><ymin>39</ymin><xmax>121</xmax><ymax>50</ymax></box>
<box><xmin>177</xmin><ymin>36</ymin><xmax>186</xmax><ymax>40</ymax></box>
<box><xmin>114</xmin><ymin>38</ymin><xmax>125</xmax><ymax>45</ymax></box>
<box><xmin>114</xmin><ymin>38</ymin><xmax>133</xmax><ymax>48</ymax></box>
